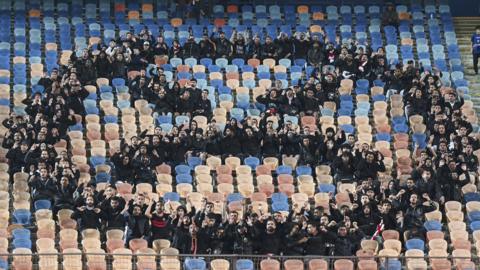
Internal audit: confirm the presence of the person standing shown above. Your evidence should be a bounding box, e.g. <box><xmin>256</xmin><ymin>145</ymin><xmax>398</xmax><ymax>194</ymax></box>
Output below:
<box><xmin>471</xmin><ymin>26</ymin><xmax>480</xmax><ymax>74</ymax></box>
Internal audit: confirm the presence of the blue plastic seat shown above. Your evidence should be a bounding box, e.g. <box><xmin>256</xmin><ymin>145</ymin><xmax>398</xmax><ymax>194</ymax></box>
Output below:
<box><xmin>376</xmin><ymin>133</ymin><xmax>391</xmax><ymax>142</ymax></box>
<box><xmin>340</xmin><ymin>124</ymin><xmax>355</xmax><ymax>134</ymax></box>
<box><xmin>34</xmin><ymin>199</ymin><xmax>51</xmax><ymax>210</ymax></box>
<box><xmin>95</xmin><ymin>172</ymin><xmax>111</xmax><ymax>183</ymax></box>
<box><xmin>217</xmin><ymin>86</ymin><xmax>231</xmax><ymax>95</ymax></box>
<box><xmin>465</xmin><ymin>192</ymin><xmax>480</xmax><ymax>202</ymax></box>
<box><xmin>199</xmin><ymin>58</ymin><xmax>212</xmax><ymax>67</ymax></box>
<box><xmin>244</xmin><ymin>156</ymin><xmax>260</xmax><ymax>170</ymax></box>
<box><xmin>227</xmin><ymin>193</ymin><xmax>244</xmax><ymax>203</ymax></box>
<box><xmin>90</xmin><ymin>156</ymin><xmax>106</xmax><ymax>168</ymax></box>
<box><xmin>393</xmin><ymin>124</ymin><xmax>409</xmax><ymax>133</ymax></box>
<box><xmin>215</xmin><ymin>58</ymin><xmax>228</xmax><ymax>69</ymax></box>
<box><xmin>13</xmin><ymin>209</ymin><xmax>31</xmax><ymax>225</ymax></box>
<box><xmin>176</xmin><ymin>173</ymin><xmax>193</xmax><ymax>184</ymax></box>
<box><xmin>236</xmin><ymin>259</ymin><xmax>254</xmax><ymax>270</ymax></box>
<box><xmin>318</xmin><ymin>184</ymin><xmax>336</xmax><ymax>194</ymax></box>
<box><xmin>469</xmin><ymin>211</ymin><xmax>480</xmax><ymax>222</ymax></box>
<box><xmin>12</xmin><ymin>228</ymin><xmax>31</xmax><ymax>240</ymax></box>
<box><xmin>275</xmin><ymin>165</ymin><xmax>292</xmax><ymax>175</ymax></box>
<box><xmin>13</xmin><ymin>238</ymin><xmax>32</xmax><ymax>249</ymax></box>
<box><xmin>296</xmin><ymin>165</ymin><xmax>312</xmax><ymax>176</ymax></box>
<box><xmin>175</xmin><ymin>115</ymin><xmax>190</xmax><ymax>126</ymax></box>
<box><xmin>470</xmin><ymin>221</ymin><xmax>480</xmax><ymax>232</ymax></box>
<box><xmin>405</xmin><ymin>238</ymin><xmax>424</xmax><ymax>251</ymax></box>
<box><xmin>112</xmin><ymin>78</ymin><xmax>125</xmax><ymax>88</ymax></box>
<box><xmin>0</xmin><ymin>259</ymin><xmax>7</xmax><ymax>269</ymax></box>
<box><xmin>184</xmin><ymin>258</ymin><xmax>206</xmax><ymax>270</ymax></box>
<box><xmin>219</xmin><ymin>94</ymin><xmax>233</xmax><ymax>102</ymax></box>
<box><xmin>271</xmin><ymin>193</ymin><xmax>288</xmax><ymax>204</ymax></box>
<box><xmin>170</xmin><ymin>57</ymin><xmax>182</xmax><ymax>68</ymax></box>
<box><xmin>356</xmin><ymin>79</ymin><xmax>369</xmax><ymax>90</ymax></box>
<box><xmin>412</xmin><ymin>133</ymin><xmax>427</xmax><ymax>148</ymax></box>
<box><xmin>294</xmin><ymin>59</ymin><xmax>306</xmax><ymax>67</ymax></box>
<box><xmin>279</xmin><ymin>58</ymin><xmax>291</xmax><ymax>68</ymax></box>
<box><xmin>225</xmin><ymin>65</ymin><xmax>238</xmax><ymax>73</ymax></box>
<box><xmin>175</xmin><ymin>164</ymin><xmax>191</xmax><ymax>175</ymax></box>
<box><xmin>163</xmin><ymin>192</ymin><xmax>180</xmax><ymax>202</ymax></box>
<box><xmin>104</xmin><ymin>115</ymin><xmax>118</xmax><ymax>124</ymax></box>
<box><xmin>385</xmin><ymin>259</ymin><xmax>401</xmax><ymax>270</ymax></box>
<box><xmin>272</xmin><ymin>201</ymin><xmax>290</xmax><ymax>212</ymax></box>
<box><xmin>156</xmin><ymin>114</ymin><xmax>172</xmax><ymax>125</ymax></box>
<box><xmin>187</xmin><ymin>156</ymin><xmax>202</xmax><ymax>169</ymax></box>
<box><xmin>231</xmin><ymin>108</ymin><xmax>245</xmax><ymax>121</ymax></box>
<box><xmin>424</xmin><ymin>220</ymin><xmax>442</xmax><ymax>231</ymax></box>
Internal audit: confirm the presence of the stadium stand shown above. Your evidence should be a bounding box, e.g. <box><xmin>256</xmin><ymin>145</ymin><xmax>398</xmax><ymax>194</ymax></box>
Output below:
<box><xmin>0</xmin><ymin>0</ymin><xmax>477</xmax><ymax>269</ymax></box>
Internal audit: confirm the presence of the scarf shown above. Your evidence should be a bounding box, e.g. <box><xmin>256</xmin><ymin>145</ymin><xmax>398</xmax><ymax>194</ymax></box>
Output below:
<box><xmin>191</xmin><ymin>236</ymin><xmax>197</xmax><ymax>254</ymax></box>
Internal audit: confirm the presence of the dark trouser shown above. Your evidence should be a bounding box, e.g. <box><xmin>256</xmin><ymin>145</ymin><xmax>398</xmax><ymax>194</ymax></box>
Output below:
<box><xmin>474</xmin><ymin>52</ymin><xmax>480</xmax><ymax>74</ymax></box>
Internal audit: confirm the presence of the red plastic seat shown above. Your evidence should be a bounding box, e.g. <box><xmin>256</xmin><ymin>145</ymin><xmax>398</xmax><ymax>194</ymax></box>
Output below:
<box><xmin>216</xmin><ymin>165</ymin><xmax>232</xmax><ymax>175</ymax></box>
<box><xmin>278</xmin><ymin>174</ymin><xmax>293</xmax><ymax>184</ymax></box>
<box><xmin>129</xmin><ymin>239</ymin><xmax>148</xmax><ymax>253</ymax></box>
<box><xmin>217</xmin><ymin>174</ymin><xmax>233</xmax><ymax>184</ymax></box>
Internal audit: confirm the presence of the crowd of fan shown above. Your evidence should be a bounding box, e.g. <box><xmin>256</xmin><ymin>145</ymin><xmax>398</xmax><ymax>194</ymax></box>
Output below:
<box><xmin>3</xmin><ymin>18</ymin><xmax>479</xmax><ymax>257</ymax></box>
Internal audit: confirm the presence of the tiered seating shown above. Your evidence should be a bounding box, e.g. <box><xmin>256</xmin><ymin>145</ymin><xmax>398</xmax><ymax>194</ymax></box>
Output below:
<box><xmin>0</xmin><ymin>0</ymin><xmax>475</xmax><ymax>269</ymax></box>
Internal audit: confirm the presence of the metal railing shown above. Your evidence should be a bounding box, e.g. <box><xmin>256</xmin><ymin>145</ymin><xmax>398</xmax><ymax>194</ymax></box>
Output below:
<box><xmin>2</xmin><ymin>252</ymin><xmax>478</xmax><ymax>270</ymax></box>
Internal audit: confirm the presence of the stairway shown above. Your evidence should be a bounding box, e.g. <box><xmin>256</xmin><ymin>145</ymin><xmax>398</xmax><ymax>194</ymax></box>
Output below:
<box><xmin>454</xmin><ymin>17</ymin><xmax>480</xmax><ymax>115</ymax></box>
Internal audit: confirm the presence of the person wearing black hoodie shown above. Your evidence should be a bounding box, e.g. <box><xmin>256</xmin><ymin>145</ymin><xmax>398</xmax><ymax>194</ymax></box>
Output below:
<box><xmin>283</xmin><ymin>223</ymin><xmax>306</xmax><ymax>255</ymax></box>
<box><xmin>6</xmin><ymin>140</ymin><xmax>29</xmax><ymax>175</ymax></box>
<box><xmin>193</xmin><ymin>90</ymin><xmax>212</xmax><ymax>118</ymax></box>
<box><xmin>28</xmin><ymin>167</ymin><xmax>57</xmax><ymax>203</ymax></box>
<box><xmin>354</xmin><ymin>204</ymin><xmax>381</xmax><ymax>237</ymax></box>
<box><xmin>72</xmin><ymin>195</ymin><xmax>103</xmax><ymax>230</ymax></box>
<box><xmin>332</xmin><ymin>151</ymin><xmax>356</xmax><ymax>182</ymax></box>
<box><xmin>307</xmin><ymin>41</ymin><xmax>324</xmax><ymax>68</ymax></box>
<box><xmin>111</xmin><ymin>150</ymin><xmax>135</xmax><ymax>183</ymax></box>
<box><xmin>262</xmin><ymin>36</ymin><xmax>277</xmax><ymax>60</ymax></box>
<box><xmin>212</xmin><ymin>31</ymin><xmax>232</xmax><ymax>59</ymax></box>
<box><xmin>132</xmin><ymin>145</ymin><xmax>156</xmax><ymax>185</ymax></box>
<box><xmin>261</xmin><ymin>128</ymin><xmax>280</xmax><ymax>158</ymax></box>
<box><xmin>103</xmin><ymin>197</ymin><xmax>127</xmax><ymax>230</ymax></box>
<box><xmin>274</xmin><ymin>33</ymin><xmax>293</xmax><ymax>60</ymax></box>
<box><xmin>220</xmin><ymin>127</ymin><xmax>242</xmax><ymax>160</ymax></box>
<box><xmin>126</xmin><ymin>204</ymin><xmax>150</xmax><ymax>243</ymax></box>
<box><xmin>355</xmin><ymin>151</ymin><xmax>385</xmax><ymax>181</ymax></box>
<box><xmin>241</xmin><ymin>127</ymin><xmax>262</xmax><ymax>158</ymax></box>
<box><xmin>293</xmin><ymin>32</ymin><xmax>310</xmax><ymax>60</ymax></box>
<box><xmin>379</xmin><ymin>201</ymin><xmax>398</xmax><ymax>231</ymax></box>
<box><xmin>301</xmin><ymin>223</ymin><xmax>335</xmax><ymax>255</ymax></box>
<box><xmin>255</xmin><ymin>219</ymin><xmax>283</xmax><ymax>255</ymax></box>
<box><xmin>279</xmin><ymin>88</ymin><xmax>302</xmax><ymax>115</ymax></box>
<box><xmin>280</xmin><ymin>131</ymin><xmax>301</xmax><ymax>159</ymax></box>
<box><xmin>332</xmin><ymin>223</ymin><xmax>365</xmax><ymax>256</ymax></box>
<box><xmin>53</xmin><ymin>176</ymin><xmax>76</xmax><ymax>214</ymax></box>
<box><xmin>183</xmin><ymin>36</ymin><xmax>201</xmax><ymax>58</ymax></box>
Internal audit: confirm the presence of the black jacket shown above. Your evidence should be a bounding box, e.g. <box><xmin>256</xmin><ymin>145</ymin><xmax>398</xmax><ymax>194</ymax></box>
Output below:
<box><xmin>54</xmin><ymin>184</ymin><xmax>76</xmax><ymax>209</ymax></box>
<box><xmin>29</xmin><ymin>176</ymin><xmax>57</xmax><ymax>202</ymax></box>
<box><xmin>72</xmin><ymin>207</ymin><xmax>103</xmax><ymax>230</ymax></box>
<box><xmin>241</xmin><ymin>132</ymin><xmax>262</xmax><ymax>156</ymax></box>
<box><xmin>257</xmin><ymin>230</ymin><xmax>283</xmax><ymax>255</ymax></box>
<box><xmin>403</xmin><ymin>202</ymin><xmax>437</xmax><ymax>230</ymax></box>
<box><xmin>333</xmin><ymin>231</ymin><xmax>364</xmax><ymax>256</ymax></box>
<box><xmin>103</xmin><ymin>207</ymin><xmax>126</xmax><ymax>230</ymax></box>
<box><xmin>126</xmin><ymin>213</ymin><xmax>150</xmax><ymax>239</ymax></box>
<box><xmin>304</xmin><ymin>231</ymin><xmax>334</xmax><ymax>255</ymax></box>
<box><xmin>183</xmin><ymin>41</ymin><xmax>201</xmax><ymax>58</ymax></box>
<box><xmin>221</xmin><ymin>135</ymin><xmax>242</xmax><ymax>156</ymax></box>
<box><xmin>355</xmin><ymin>159</ymin><xmax>385</xmax><ymax>180</ymax></box>
<box><xmin>6</xmin><ymin>147</ymin><xmax>27</xmax><ymax>174</ymax></box>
